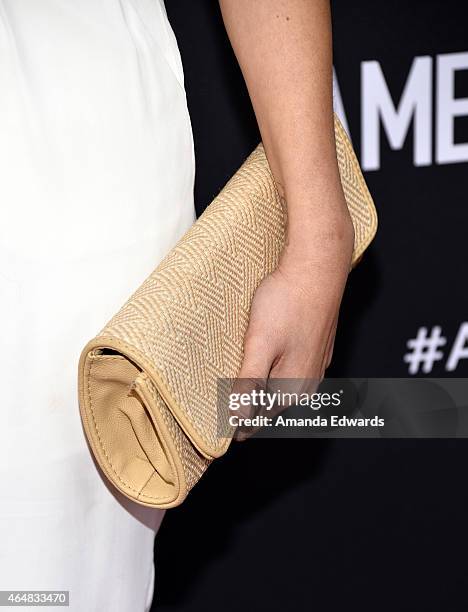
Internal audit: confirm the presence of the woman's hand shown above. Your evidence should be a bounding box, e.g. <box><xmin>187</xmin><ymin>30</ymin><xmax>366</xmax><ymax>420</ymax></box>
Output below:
<box><xmin>238</xmin><ymin>211</ymin><xmax>354</xmax><ymax>386</ymax></box>
<box><xmin>232</xmin><ymin>201</ymin><xmax>354</xmax><ymax>440</ymax></box>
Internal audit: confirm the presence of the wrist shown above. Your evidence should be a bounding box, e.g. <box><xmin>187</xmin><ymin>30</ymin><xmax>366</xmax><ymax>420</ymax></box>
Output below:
<box><xmin>284</xmin><ymin>199</ymin><xmax>355</xmax><ymax>258</ymax></box>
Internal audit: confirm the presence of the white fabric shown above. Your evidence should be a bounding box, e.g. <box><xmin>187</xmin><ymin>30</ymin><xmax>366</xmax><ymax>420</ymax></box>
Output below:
<box><xmin>0</xmin><ymin>1</ymin><xmax>195</xmax><ymax>610</ymax></box>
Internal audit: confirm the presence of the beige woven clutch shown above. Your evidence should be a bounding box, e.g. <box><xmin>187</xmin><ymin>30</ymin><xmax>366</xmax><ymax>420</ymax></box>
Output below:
<box><xmin>78</xmin><ymin>115</ymin><xmax>377</xmax><ymax>508</ymax></box>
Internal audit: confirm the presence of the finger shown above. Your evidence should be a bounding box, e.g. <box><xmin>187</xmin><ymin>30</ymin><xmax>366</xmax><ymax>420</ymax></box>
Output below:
<box><xmin>236</xmin><ymin>333</ymin><xmax>275</xmax><ymax>389</ymax></box>
<box><xmin>322</xmin><ymin>315</ymin><xmax>339</xmax><ymax>378</ymax></box>
<box><xmin>325</xmin><ymin>328</ymin><xmax>336</xmax><ymax>368</ymax></box>
<box><xmin>232</xmin><ymin>333</ymin><xmax>277</xmax><ymax>440</ymax></box>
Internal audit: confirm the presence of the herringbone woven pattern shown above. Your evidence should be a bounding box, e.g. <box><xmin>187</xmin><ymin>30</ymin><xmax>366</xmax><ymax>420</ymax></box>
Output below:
<box><xmin>78</xmin><ymin>114</ymin><xmax>378</xmax><ymax>507</ymax></box>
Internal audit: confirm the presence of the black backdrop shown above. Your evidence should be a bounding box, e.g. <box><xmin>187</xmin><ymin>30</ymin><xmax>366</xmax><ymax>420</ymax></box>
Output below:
<box><xmin>152</xmin><ymin>2</ymin><xmax>468</xmax><ymax>610</ymax></box>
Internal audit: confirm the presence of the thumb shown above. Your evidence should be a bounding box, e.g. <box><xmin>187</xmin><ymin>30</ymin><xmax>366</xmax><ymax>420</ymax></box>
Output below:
<box><xmin>232</xmin><ymin>333</ymin><xmax>275</xmax><ymax>420</ymax></box>
<box><xmin>237</xmin><ymin>332</ymin><xmax>274</xmax><ymax>383</ymax></box>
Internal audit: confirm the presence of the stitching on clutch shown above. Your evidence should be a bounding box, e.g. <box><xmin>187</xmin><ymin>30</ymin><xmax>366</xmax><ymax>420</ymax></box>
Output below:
<box><xmin>86</xmin><ymin>356</ymin><xmax>172</xmax><ymax>502</ymax></box>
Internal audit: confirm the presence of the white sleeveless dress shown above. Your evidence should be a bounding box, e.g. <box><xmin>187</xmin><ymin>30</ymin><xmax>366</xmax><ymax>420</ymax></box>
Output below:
<box><xmin>0</xmin><ymin>1</ymin><xmax>195</xmax><ymax>610</ymax></box>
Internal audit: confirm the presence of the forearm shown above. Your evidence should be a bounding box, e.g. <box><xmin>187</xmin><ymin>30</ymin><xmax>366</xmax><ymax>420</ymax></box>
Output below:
<box><xmin>219</xmin><ymin>0</ymin><xmax>353</xmax><ymax>255</ymax></box>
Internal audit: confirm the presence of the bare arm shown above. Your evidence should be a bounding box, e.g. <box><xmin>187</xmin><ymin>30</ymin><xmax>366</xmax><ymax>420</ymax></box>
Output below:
<box><xmin>219</xmin><ymin>0</ymin><xmax>354</xmax><ymax>390</ymax></box>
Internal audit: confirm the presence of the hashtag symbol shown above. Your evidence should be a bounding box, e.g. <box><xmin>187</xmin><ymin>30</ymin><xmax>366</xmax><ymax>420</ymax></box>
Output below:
<box><xmin>404</xmin><ymin>326</ymin><xmax>447</xmax><ymax>374</ymax></box>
